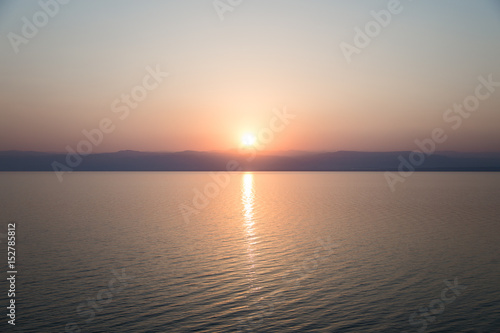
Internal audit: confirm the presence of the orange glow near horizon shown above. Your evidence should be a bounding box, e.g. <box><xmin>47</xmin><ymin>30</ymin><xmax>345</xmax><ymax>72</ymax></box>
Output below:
<box><xmin>1</xmin><ymin>2</ymin><xmax>500</xmax><ymax>153</ymax></box>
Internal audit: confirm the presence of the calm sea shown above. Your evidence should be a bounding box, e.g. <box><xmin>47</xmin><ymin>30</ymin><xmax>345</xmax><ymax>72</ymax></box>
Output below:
<box><xmin>0</xmin><ymin>172</ymin><xmax>499</xmax><ymax>332</ymax></box>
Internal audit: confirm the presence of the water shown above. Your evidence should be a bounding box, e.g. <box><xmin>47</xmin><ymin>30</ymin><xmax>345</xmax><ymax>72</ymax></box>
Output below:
<box><xmin>0</xmin><ymin>172</ymin><xmax>499</xmax><ymax>332</ymax></box>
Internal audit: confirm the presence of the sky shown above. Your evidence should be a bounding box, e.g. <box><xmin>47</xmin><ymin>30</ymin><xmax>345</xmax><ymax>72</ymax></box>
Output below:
<box><xmin>1</xmin><ymin>0</ymin><xmax>499</xmax><ymax>153</ymax></box>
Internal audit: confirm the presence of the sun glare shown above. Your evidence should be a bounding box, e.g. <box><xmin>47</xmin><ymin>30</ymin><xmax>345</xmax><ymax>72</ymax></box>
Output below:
<box><xmin>241</xmin><ymin>133</ymin><xmax>257</xmax><ymax>147</ymax></box>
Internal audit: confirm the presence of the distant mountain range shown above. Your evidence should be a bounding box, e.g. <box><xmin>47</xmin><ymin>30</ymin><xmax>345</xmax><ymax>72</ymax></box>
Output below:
<box><xmin>1</xmin><ymin>150</ymin><xmax>500</xmax><ymax>172</ymax></box>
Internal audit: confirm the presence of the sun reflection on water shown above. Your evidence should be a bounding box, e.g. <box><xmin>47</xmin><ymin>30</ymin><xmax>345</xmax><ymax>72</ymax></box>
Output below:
<box><xmin>243</xmin><ymin>173</ymin><xmax>255</xmax><ymax>230</ymax></box>
<box><xmin>242</xmin><ymin>173</ymin><xmax>259</xmax><ymax>291</ymax></box>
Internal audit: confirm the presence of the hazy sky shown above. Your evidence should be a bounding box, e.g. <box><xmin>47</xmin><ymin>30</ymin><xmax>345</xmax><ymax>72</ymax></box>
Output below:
<box><xmin>1</xmin><ymin>0</ymin><xmax>499</xmax><ymax>152</ymax></box>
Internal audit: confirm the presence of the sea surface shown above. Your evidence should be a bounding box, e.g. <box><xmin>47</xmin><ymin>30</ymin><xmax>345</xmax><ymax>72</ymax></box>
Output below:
<box><xmin>0</xmin><ymin>172</ymin><xmax>499</xmax><ymax>332</ymax></box>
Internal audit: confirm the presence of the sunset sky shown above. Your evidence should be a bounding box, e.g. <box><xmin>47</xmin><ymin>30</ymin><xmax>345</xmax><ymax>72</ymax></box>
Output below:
<box><xmin>1</xmin><ymin>0</ymin><xmax>500</xmax><ymax>153</ymax></box>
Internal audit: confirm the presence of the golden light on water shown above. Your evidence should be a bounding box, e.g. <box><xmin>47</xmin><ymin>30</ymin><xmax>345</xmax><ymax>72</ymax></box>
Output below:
<box><xmin>242</xmin><ymin>173</ymin><xmax>255</xmax><ymax>227</ymax></box>
<box><xmin>242</xmin><ymin>173</ymin><xmax>259</xmax><ymax>291</ymax></box>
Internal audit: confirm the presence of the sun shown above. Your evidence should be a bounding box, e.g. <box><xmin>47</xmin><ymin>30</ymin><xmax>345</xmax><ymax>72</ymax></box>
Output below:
<box><xmin>241</xmin><ymin>133</ymin><xmax>257</xmax><ymax>147</ymax></box>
